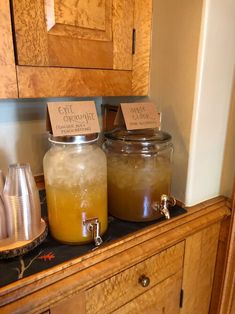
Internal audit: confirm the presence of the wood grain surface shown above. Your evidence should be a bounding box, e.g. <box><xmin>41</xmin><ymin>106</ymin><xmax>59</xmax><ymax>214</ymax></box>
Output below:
<box><xmin>0</xmin><ymin>1</ymin><xmax>17</xmax><ymax>98</ymax></box>
<box><xmin>50</xmin><ymin>291</ymin><xmax>85</xmax><ymax>314</ymax></box>
<box><xmin>17</xmin><ymin>66</ymin><xmax>132</xmax><ymax>98</ymax></box>
<box><xmin>12</xmin><ymin>0</ymin><xmax>49</xmax><ymax>66</ymax></box>
<box><xmin>113</xmin><ymin>0</ymin><xmax>134</xmax><ymax>70</ymax></box>
<box><xmin>48</xmin><ymin>36</ymin><xmax>113</xmax><ymax>69</ymax></box>
<box><xmin>86</xmin><ymin>242</ymin><xmax>184</xmax><ymax>313</ymax></box>
<box><xmin>217</xmin><ymin>182</ymin><xmax>235</xmax><ymax>314</ymax></box>
<box><xmin>113</xmin><ymin>270</ymin><xmax>182</xmax><ymax>314</ymax></box>
<box><xmin>180</xmin><ymin>222</ymin><xmax>221</xmax><ymax>314</ymax></box>
<box><xmin>132</xmin><ymin>0</ymin><xmax>152</xmax><ymax>95</ymax></box>
<box><xmin>45</xmin><ymin>0</ymin><xmax>112</xmax><ymax>41</ymax></box>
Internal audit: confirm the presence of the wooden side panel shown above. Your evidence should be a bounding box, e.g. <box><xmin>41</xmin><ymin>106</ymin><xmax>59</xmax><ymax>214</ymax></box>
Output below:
<box><xmin>132</xmin><ymin>0</ymin><xmax>152</xmax><ymax>95</ymax></box>
<box><xmin>50</xmin><ymin>291</ymin><xmax>85</xmax><ymax>314</ymax></box>
<box><xmin>113</xmin><ymin>270</ymin><xmax>182</xmax><ymax>314</ymax></box>
<box><xmin>209</xmin><ymin>217</ymin><xmax>231</xmax><ymax>313</ymax></box>
<box><xmin>218</xmin><ymin>183</ymin><xmax>235</xmax><ymax>314</ymax></box>
<box><xmin>180</xmin><ymin>223</ymin><xmax>221</xmax><ymax>314</ymax></box>
<box><xmin>86</xmin><ymin>242</ymin><xmax>184</xmax><ymax>314</ymax></box>
<box><xmin>17</xmin><ymin>66</ymin><xmax>132</xmax><ymax>98</ymax></box>
<box><xmin>113</xmin><ymin>0</ymin><xmax>134</xmax><ymax>70</ymax></box>
<box><xmin>0</xmin><ymin>0</ymin><xmax>18</xmax><ymax>98</ymax></box>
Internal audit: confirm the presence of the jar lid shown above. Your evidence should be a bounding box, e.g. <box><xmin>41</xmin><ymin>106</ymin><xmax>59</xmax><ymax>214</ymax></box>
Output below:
<box><xmin>104</xmin><ymin>128</ymin><xmax>171</xmax><ymax>144</ymax></box>
<box><xmin>48</xmin><ymin>133</ymin><xmax>99</xmax><ymax>144</ymax></box>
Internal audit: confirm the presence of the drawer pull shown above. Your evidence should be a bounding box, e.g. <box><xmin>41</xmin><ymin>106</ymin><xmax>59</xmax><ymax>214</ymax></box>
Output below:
<box><xmin>139</xmin><ymin>275</ymin><xmax>150</xmax><ymax>287</ymax></box>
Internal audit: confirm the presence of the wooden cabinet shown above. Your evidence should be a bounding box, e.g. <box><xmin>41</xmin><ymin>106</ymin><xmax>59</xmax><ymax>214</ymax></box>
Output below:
<box><xmin>0</xmin><ymin>196</ymin><xmax>231</xmax><ymax>314</ymax></box>
<box><xmin>0</xmin><ymin>0</ymin><xmax>152</xmax><ymax>98</ymax></box>
<box><xmin>85</xmin><ymin>242</ymin><xmax>184</xmax><ymax>313</ymax></box>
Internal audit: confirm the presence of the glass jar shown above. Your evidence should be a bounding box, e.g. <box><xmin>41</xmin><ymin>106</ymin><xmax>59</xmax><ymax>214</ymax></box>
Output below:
<box><xmin>43</xmin><ymin>134</ymin><xmax>107</xmax><ymax>245</ymax></box>
<box><xmin>103</xmin><ymin>129</ymin><xmax>174</xmax><ymax>222</ymax></box>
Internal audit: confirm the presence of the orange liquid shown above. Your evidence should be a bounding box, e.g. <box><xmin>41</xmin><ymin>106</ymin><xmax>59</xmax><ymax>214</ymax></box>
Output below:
<box><xmin>46</xmin><ymin>183</ymin><xmax>107</xmax><ymax>244</ymax></box>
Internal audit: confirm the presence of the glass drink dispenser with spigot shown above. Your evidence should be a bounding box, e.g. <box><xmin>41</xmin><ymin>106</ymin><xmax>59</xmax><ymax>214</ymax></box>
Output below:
<box><xmin>43</xmin><ymin>133</ymin><xmax>107</xmax><ymax>245</ymax></box>
<box><xmin>103</xmin><ymin>128</ymin><xmax>175</xmax><ymax>222</ymax></box>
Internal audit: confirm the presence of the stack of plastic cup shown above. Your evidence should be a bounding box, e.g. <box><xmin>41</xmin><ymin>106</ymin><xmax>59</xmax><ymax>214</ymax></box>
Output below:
<box><xmin>3</xmin><ymin>163</ymin><xmax>41</xmax><ymax>241</ymax></box>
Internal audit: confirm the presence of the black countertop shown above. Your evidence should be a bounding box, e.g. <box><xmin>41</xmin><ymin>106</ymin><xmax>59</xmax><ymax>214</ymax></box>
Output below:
<box><xmin>0</xmin><ymin>191</ymin><xmax>186</xmax><ymax>288</ymax></box>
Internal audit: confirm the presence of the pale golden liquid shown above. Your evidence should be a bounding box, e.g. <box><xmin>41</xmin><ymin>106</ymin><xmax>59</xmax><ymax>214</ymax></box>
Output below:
<box><xmin>107</xmin><ymin>155</ymin><xmax>171</xmax><ymax>221</ymax></box>
<box><xmin>46</xmin><ymin>183</ymin><xmax>107</xmax><ymax>244</ymax></box>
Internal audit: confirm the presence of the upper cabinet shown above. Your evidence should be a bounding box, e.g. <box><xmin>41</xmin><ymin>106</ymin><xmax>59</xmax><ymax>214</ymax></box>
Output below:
<box><xmin>0</xmin><ymin>0</ymin><xmax>152</xmax><ymax>98</ymax></box>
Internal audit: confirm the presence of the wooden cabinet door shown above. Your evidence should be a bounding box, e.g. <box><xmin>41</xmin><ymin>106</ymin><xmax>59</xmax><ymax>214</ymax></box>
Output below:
<box><xmin>12</xmin><ymin>0</ymin><xmax>133</xmax><ymax>70</ymax></box>
<box><xmin>180</xmin><ymin>222</ymin><xmax>221</xmax><ymax>314</ymax></box>
<box><xmin>113</xmin><ymin>270</ymin><xmax>182</xmax><ymax>314</ymax></box>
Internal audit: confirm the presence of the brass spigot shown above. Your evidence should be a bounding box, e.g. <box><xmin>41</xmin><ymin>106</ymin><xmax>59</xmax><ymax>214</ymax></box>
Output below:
<box><xmin>152</xmin><ymin>194</ymin><xmax>176</xmax><ymax>220</ymax></box>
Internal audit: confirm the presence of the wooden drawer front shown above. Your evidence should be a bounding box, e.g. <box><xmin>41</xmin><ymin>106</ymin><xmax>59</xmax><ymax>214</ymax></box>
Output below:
<box><xmin>86</xmin><ymin>241</ymin><xmax>184</xmax><ymax>314</ymax></box>
<box><xmin>113</xmin><ymin>270</ymin><xmax>182</xmax><ymax>314</ymax></box>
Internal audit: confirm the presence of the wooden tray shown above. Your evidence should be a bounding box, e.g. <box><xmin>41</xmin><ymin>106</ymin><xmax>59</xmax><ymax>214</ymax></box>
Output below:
<box><xmin>0</xmin><ymin>219</ymin><xmax>48</xmax><ymax>259</ymax></box>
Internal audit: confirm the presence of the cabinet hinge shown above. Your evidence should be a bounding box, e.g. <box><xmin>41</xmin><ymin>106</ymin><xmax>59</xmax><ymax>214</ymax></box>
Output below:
<box><xmin>132</xmin><ymin>29</ymin><xmax>136</xmax><ymax>54</ymax></box>
<box><xmin>180</xmin><ymin>289</ymin><xmax>184</xmax><ymax>308</ymax></box>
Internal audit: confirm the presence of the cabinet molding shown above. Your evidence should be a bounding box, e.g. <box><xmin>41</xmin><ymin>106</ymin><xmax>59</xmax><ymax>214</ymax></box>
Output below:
<box><xmin>17</xmin><ymin>66</ymin><xmax>132</xmax><ymax>98</ymax></box>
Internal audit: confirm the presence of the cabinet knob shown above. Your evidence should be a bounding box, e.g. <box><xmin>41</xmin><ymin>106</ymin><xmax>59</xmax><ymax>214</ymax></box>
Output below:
<box><xmin>139</xmin><ymin>275</ymin><xmax>150</xmax><ymax>287</ymax></box>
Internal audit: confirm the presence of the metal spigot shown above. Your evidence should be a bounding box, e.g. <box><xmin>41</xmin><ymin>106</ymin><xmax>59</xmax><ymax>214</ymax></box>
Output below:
<box><xmin>152</xmin><ymin>194</ymin><xmax>176</xmax><ymax>220</ymax></box>
<box><xmin>83</xmin><ymin>218</ymin><xmax>103</xmax><ymax>246</ymax></box>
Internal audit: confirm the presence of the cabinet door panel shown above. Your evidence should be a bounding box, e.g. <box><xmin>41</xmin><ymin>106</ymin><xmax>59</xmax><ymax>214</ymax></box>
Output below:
<box><xmin>12</xmin><ymin>0</ymin><xmax>134</xmax><ymax>70</ymax></box>
<box><xmin>113</xmin><ymin>270</ymin><xmax>182</xmax><ymax>314</ymax></box>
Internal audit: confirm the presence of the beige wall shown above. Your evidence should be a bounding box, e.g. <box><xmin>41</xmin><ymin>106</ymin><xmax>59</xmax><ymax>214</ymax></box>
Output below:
<box><xmin>150</xmin><ymin>0</ymin><xmax>203</xmax><ymax>203</ymax></box>
<box><xmin>150</xmin><ymin>0</ymin><xmax>235</xmax><ymax>205</ymax></box>
<box><xmin>0</xmin><ymin>98</ymin><xmax>102</xmax><ymax>176</ymax></box>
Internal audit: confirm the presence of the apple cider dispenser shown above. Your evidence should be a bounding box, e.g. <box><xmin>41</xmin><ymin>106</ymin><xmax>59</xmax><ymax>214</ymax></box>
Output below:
<box><xmin>103</xmin><ymin>128</ymin><xmax>175</xmax><ymax>222</ymax></box>
<box><xmin>43</xmin><ymin>134</ymin><xmax>107</xmax><ymax>245</ymax></box>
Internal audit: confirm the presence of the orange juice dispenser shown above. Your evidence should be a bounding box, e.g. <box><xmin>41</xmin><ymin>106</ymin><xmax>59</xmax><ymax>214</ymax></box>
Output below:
<box><xmin>103</xmin><ymin>128</ymin><xmax>175</xmax><ymax>222</ymax></box>
<box><xmin>43</xmin><ymin>133</ymin><xmax>107</xmax><ymax>245</ymax></box>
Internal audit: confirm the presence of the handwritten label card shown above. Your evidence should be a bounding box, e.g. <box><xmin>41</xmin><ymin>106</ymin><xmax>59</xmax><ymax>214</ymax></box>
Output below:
<box><xmin>47</xmin><ymin>101</ymin><xmax>100</xmax><ymax>136</ymax></box>
<box><xmin>120</xmin><ymin>102</ymin><xmax>160</xmax><ymax>130</ymax></box>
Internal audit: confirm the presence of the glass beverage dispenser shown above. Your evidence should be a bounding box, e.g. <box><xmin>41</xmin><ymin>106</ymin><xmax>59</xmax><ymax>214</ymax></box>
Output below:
<box><xmin>43</xmin><ymin>134</ymin><xmax>107</xmax><ymax>245</ymax></box>
<box><xmin>103</xmin><ymin>128</ymin><xmax>175</xmax><ymax>222</ymax></box>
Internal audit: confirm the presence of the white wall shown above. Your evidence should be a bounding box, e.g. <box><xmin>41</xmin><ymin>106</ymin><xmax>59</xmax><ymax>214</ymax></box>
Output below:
<box><xmin>186</xmin><ymin>0</ymin><xmax>235</xmax><ymax>205</ymax></box>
